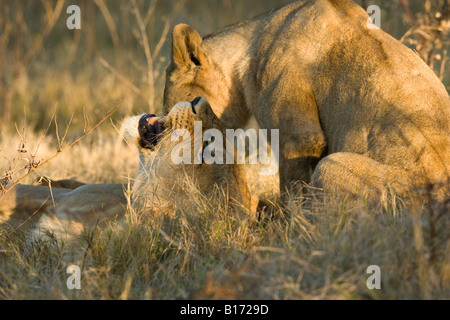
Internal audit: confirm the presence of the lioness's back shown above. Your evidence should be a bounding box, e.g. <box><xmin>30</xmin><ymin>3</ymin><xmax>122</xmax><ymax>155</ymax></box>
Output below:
<box><xmin>246</xmin><ymin>0</ymin><xmax>450</xmax><ymax>181</ymax></box>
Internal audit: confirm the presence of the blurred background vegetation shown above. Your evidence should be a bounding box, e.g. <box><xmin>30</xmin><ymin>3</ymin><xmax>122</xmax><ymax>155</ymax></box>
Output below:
<box><xmin>0</xmin><ymin>0</ymin><xmax>449</xmax><ymax>135</ymax></box>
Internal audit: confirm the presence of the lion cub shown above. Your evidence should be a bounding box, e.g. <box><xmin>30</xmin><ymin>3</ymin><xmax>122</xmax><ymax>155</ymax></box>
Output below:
<box><xmin>122</xmin><ymin>97</ymin><xmax>251</xmax><ymax>213</ymax></box>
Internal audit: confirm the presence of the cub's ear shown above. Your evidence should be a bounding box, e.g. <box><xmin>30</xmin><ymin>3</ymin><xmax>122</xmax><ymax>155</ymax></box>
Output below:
<box><xmin>171</xmin><ymin>24</ymin><xmax>205</xmax><ymax>70</ymax></box>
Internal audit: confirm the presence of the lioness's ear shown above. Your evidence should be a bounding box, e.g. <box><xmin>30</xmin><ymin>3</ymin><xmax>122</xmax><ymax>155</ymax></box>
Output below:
<box><xmin>171</xmin><ymin>24</ymin><xmax>204</xmax><ymax>70</ymax></box>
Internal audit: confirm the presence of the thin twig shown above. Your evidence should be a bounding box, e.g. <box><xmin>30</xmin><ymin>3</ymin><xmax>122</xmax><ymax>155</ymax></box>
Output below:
<box><xmin>399</xmin><ymin>0</ymin><xmax>417</xmax><ymax>26</ymax></box>
<box><xmin>131</xmin><ymin>0</ymin><xmax>155</xmax><ymax>114</ymax></box>
<box><xmin>13</xmin><ymin>196</ymin><xmax>50</xmax><ymax>232</ymax></box>
<box><xmin>93</xmin><ymin>0</ymin><xmax>120</xmax><ymax>47</ymax></box>
<box><xmin>59</xmin><ymin>112</ymin><xmax>75</xmax><ymax>152</ymax></box>
<box><xmin>98</xmin><ymin>56</ymin><xmax>144</xmax><ymax>98</ymax></box>
<box><xmin>33</xmin><ymin>106</ymin><xmax>57</xmax><ymax>159</ymax></box>
<box><xmin>0</xmin><ymin>91</ymin><xmax>129</xmax><ymax>201</ymax></box>
<box><xmin>153</xmin><ymin>0</ymin><xmax>186</xmax><ymax>60</ymax></box>
<box><xmin>439</xmin><ymin>50</ymin><xmax>448</xmax><ymax>81</ymax></box>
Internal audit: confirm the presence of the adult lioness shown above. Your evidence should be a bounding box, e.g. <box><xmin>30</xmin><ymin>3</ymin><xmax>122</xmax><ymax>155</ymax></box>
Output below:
<box><xmin>0</xmin><ymin>98</ymin><xmax>251</xmax><ymax>237</ymax></box>
<box><xmin>163</xmin><ymin>0</ymin><xmax>450</xmax><ymax>199</ymax></box>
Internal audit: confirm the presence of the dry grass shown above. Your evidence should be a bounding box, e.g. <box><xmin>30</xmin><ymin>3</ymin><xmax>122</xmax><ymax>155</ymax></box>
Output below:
<box><xmin>0</xmin><ymin>0</ymin><xmax>449</xmax><ymax>300</ymax></box>
<box><xmin>0</xmin><ymin>129</ymin><xmax>448</xmax><ymax>300</ymax></box>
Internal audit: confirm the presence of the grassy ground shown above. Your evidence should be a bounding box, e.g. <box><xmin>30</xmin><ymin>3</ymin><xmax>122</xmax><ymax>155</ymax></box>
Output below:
<box><xmin>0</xmin><ymin>163</ymin><xmax>449</xmax><ymax>299</ymax></box>
<box><xmin>0</xmin><ymin>0</ymin><xmax>449</xmax><ymax>300</ymax></box>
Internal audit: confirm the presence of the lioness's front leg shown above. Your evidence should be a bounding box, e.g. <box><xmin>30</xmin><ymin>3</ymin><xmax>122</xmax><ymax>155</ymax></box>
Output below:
<box><xmin>279</xmin><ymin>155</ymin><xmax>323</xmax><ymax>196</ymax></box>
<box><xmin>256</xmin><ymin>94</ymin><xmax>327</xmax><ymax>196</ymax></box>
<box><xmin>278</xmin><ymin>127</ymin><xmax>327</xmax><ymax>195</ymax></box>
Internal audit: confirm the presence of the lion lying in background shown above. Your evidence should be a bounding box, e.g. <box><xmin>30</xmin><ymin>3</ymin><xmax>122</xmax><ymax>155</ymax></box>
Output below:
<box><xmin>0</xmin><ymin>97</ymin><xmax>251</xmax><ymax>238</ymax></box>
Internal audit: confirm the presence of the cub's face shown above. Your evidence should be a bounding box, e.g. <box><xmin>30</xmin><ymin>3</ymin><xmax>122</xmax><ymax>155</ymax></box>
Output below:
<box><xmin>123</xmin><ymin>97</ymin><xmax>250</xmax><ymax>211</ymax></box>
<box><xmin>129</xmin><ymin>97</ymin><xmax>223</xmax><ymax>161</ymax></box>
